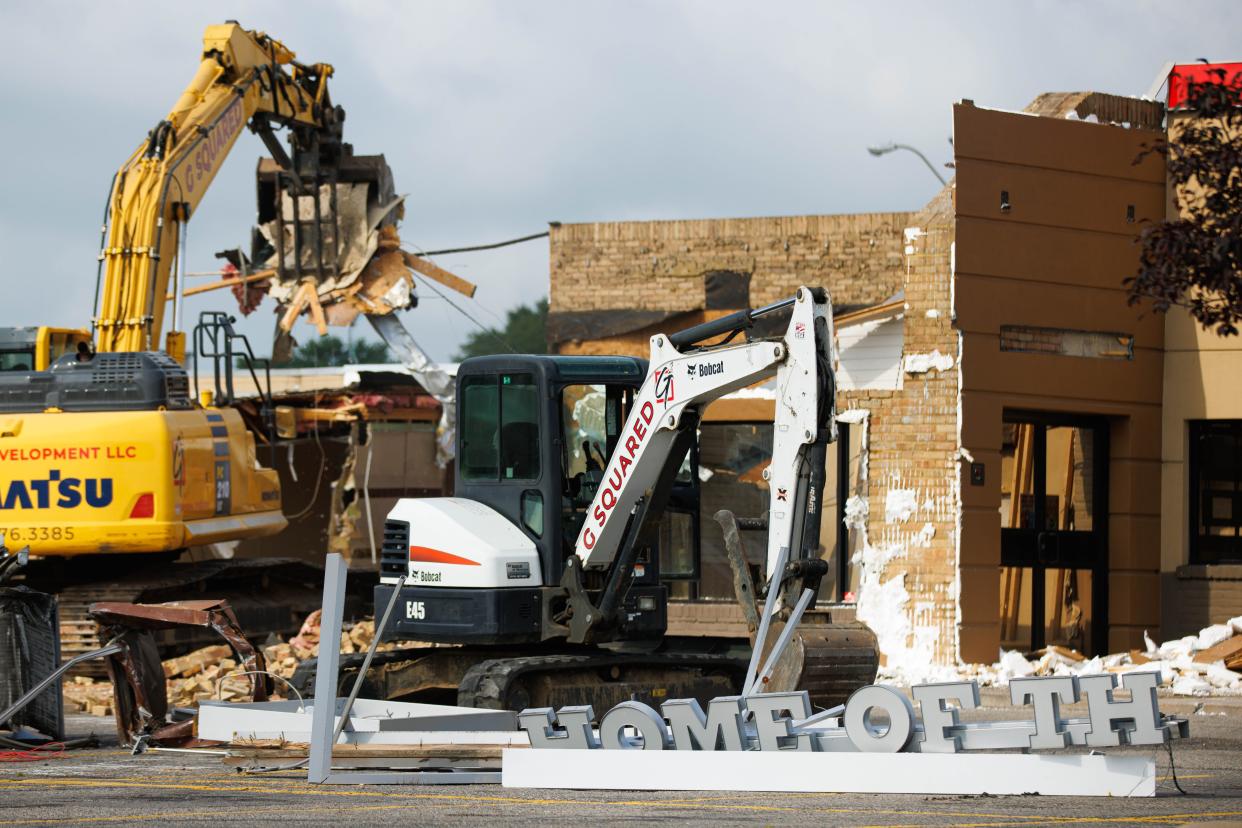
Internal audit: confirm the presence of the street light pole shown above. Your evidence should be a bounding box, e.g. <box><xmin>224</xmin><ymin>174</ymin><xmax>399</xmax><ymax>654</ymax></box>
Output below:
<box><xmin>867</xmin><ymin>142</ymin><xmax>948</xmax><ymax>186</ymax></box>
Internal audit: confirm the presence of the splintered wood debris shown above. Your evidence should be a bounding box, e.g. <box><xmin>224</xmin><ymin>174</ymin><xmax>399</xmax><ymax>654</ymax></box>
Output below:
<box><xmin>62</xmin><ymin>611</ymin><xmax>430</xmax><ymax>717</ymax></box>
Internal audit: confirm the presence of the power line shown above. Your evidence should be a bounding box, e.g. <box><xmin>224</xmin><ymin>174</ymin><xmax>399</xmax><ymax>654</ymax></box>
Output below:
<box><xmin>409</xmin><ymin>271</ymin><xmax>516</xmax><ymax>354</ymax></box>
<box><xmin>417</xmin><ymin>230</ymin><xmax>548</xmax><ymax>257</ymax></box>
<box><xmin>405</xmin><ymin>239</ymin><xmax>511</xmax><ymax>334</ymax></box>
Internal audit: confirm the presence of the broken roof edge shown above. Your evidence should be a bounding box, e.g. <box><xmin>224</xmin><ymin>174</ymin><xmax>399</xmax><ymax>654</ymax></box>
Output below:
<box><xmin>835</xmin><ymin>293</ymin><xmax>906</xmax><ymax>329</ymax></box>
<box><xmin>548</xmin><ymin>210</ymin><xmax>918</xmax><ymax>243</ymax></box>
<box><xmin>342</xmin><ymin>361</ymin><xmax>459</xmax><ymax>388</ymax></box>
<box><xmin>1022</xmin><ymin>91</ymin><xmax>1166</xmax><ymax>129</ymax></box>
<box><xmin>548</xmin><ymin>297</ymin><xmax>905</xmax><ymax>347</ymax></box>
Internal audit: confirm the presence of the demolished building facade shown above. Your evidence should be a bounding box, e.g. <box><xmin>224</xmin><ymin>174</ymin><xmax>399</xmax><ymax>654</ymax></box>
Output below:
<box><xmin>546</xmin><ymin>86</ymin><xmax>1239</xmax><ymax>668</ymax></box>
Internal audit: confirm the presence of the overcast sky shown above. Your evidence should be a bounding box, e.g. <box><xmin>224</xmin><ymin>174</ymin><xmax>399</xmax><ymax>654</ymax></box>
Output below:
<box><xmin>1</xmin><ymin>1</ymin><xmax>1238</xmax><ymax>362</ymax></box>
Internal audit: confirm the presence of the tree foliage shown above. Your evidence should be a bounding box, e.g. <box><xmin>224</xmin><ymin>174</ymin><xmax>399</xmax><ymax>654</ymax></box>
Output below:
<box><xmin>283</xmin><ymin>334</ymin><xmax>391</xmax><ymax>367</ymax></box>
<box><xmin>1127</xmin><ymin>67</ymin><xmax>1242</xmax><ymax>336</ymax></box>
<box><xmin>454</xmin><ymin>298</ymin><xmax>549</xmax><ymax>360</ymax></box>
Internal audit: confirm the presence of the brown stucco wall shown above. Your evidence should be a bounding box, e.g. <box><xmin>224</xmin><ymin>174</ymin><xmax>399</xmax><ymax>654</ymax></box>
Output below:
<box><xmin>544</xmin><ymin>96</ymin><xmax>1178</xmax><ymax>667</ymax></box>
<box><xmin>1158</xmin><ymin>108</ymin><xmax>1242</xmax><ymax>636</ymax></box>
<box><xmin>953</xmin><ymin>101</ymin><xmax>1167</xmax><ymax>658</ymax></box>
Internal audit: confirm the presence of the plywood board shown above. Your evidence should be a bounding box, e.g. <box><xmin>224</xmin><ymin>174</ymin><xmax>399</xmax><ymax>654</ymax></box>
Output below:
<box><xmin>1194</xmin><ymin>634</ymin><xmax>1242</xmax><ymax>665</ymax></box>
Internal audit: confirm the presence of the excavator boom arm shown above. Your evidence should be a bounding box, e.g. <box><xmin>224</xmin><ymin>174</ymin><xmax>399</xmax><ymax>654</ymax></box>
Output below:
<box><xmin>95</xmin><ymin>23</ymin><xmax>336</xmax><ymax>354</ymax></box>
<box><xmin>573</xmin><ymin>287</ymin><xmax>837</xmax><ymax>580</ymax></box>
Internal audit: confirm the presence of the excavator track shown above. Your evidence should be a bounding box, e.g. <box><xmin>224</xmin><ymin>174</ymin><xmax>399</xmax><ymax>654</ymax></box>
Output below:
<box><xmin>294</xmin><ymin>628</ymin><xmax>877</xmax><ymax>714</ymax></box>
<box><xmin>458</xmin><ymin>651</ymin><xmax>749</xmax><ymax>711</ymax></box>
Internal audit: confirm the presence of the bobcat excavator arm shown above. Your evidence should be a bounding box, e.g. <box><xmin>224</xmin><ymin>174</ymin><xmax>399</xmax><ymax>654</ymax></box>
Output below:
<box><xmin>574</xmin><ymin>286</ymin><xmax>836</xmax><ymax>576</ymax></box>
<box><xmin>560</xmin><ymin>286</ymin><xmax>837</xmax><ymax>643</ymax></box>
<box><xmin>94</xmin><ymin>23</ymin><xmax>343</xmax><ymax>355</ymax></box>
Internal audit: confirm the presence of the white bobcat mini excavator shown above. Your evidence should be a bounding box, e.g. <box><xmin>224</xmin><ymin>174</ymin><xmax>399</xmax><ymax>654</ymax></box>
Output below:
<box><xmin>366</xmin><ymin>287</ymin><xmax>877</xmax><ymax>711</ymax></box>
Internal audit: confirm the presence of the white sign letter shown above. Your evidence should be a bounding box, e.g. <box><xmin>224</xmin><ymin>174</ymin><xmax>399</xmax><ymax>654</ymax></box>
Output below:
<box><xmin>599</xmin><ymin>701</ymin><xmax>669</xmax><ymax>750</ymax></box>
<box><xmin>1079</xmin><ymin>671</ymin><xmax>1164</xmax><ymax>747</ymax></box>
<box><xmin>747</xmin><ymin>692</ymin><xmax>814</xmax><ymax>752</ymax></box>
<box><xmin>844</xmin><ymin>685</ymin><xmax>914</xmax><ymax>753</ymax></box>
<box><xmin>662</xmin><ymin>696</ymin><xmax>746</xmax><ymax>751</ymax></box>
<box><xmin>1010</xmin><ymin>676</ymin><xmax>1077</xmax><ymax>749</ymax></box>
<box><xmin>912</xmin><ymin>681</ymin><xmax>979</xmax><ymax>753</ymax></box>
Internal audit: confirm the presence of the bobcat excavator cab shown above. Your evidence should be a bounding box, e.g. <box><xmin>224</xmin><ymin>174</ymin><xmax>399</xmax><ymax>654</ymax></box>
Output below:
<box><xmin>378</xmin><ymin>353</ymin><xmax>662</xmax><ymax>644</ymax></box>
<box><xmin>368</xmin><ymin>287</ymin><xmax>879</xmax><ymax>711</ymax></box>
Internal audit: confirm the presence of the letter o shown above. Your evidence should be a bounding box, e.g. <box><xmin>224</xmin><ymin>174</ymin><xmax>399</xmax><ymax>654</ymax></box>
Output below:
<box><xmin>843</xmin><ymin>685</ymin><xmax>915</xmax><ymax>753</ymax></box>
<box><xmin>599</xmin><ymin>701</ymin><xmax>668</xmax><ymax>750</ymax></box>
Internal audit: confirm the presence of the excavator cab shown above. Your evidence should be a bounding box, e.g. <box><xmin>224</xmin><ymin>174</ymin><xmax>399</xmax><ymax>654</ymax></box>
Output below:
<box><xmin>0</xmin><ymin>327</ymin><xmax>91</xmax><ymax>372</ymax></box>
<box><xmin>377</xmin><ymin>354</ymin><xmax>684</xmax><ymax>644</ymax></box>
<box><xmin>456</xmin><ymin>354</ymin><xmax>649</xmax><ymax>584</ymax></box>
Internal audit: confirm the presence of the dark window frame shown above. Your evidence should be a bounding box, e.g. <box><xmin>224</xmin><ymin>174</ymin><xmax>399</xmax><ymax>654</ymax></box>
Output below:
<box><xmin>459</xmin><ymin>372</ymin><xmax>541</xmax><ymax>483</ymax></box>
<box><xmin>1189</xmin><ymin>419</ymin><xmax>1242</xmax><ymax>565</ymax></box>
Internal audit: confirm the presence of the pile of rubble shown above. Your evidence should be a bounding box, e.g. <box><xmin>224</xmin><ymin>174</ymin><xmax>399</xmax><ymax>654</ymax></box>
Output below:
<box><xmin>880</xmin><ymin>616</ymin><xmax>1242</xmax><ymax>696</ymax></box>
<box><xmin>63</xmin><ymin>613</ymin><xmax>425</xmax><ymax>717</ymax></box>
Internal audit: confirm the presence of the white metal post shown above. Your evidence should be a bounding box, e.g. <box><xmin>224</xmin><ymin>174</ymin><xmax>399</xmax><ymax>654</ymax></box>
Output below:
<box><xmin>308</xmin><ymin>552</ymin><xmax>347</xmax><ymax>783</ymax></box>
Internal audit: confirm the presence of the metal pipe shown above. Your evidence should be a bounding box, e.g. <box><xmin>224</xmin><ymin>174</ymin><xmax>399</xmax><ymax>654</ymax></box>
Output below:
<box><xmin>0</xmin><ymin>643</ymin><xmax>123</xmax><ymax>730</ymax></box>
<box><xmin>750</xmin><ymin>295</ymin><xmax>797</xmax><ymax>318</ymax></box>
<box><xmin>331</xmin><ymin>574</ymin><xmax>406</xmax><ymax>747</ymax></box>
<box><xmin>749</xmin><ymin>587</ymin><xmax>816</xmax><ymax>696</ymax></box>
<box><xmin>741</xmin><ymin>544</ymin><xmax>790</xmax><ymax>696</ymax></box>
<box><xmin>91</xmin><ymin>173</ymin><xmax>119</xmax><ymax>339</ymax></box>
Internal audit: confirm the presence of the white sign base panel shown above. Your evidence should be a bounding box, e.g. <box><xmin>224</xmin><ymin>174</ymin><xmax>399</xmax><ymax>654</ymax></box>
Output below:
<box><xmin>501</xmin><ymin>749</ymin><xmax>1156</xmax><ymax>797</ymax></box>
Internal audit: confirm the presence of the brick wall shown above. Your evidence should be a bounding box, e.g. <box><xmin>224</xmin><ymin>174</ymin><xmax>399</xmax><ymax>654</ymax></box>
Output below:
<box><xmin>1163</xmin><ymin>567</ymin><xmax>1242</xmax><ymax>639</ymax></box>
<box><xmin>843</xmin><ymin>188</ymin><xmax>962</xmax><ymax>669</ymax></box>
<box><xmin>547</xmin><ymin>201</ymin><xmax>966</xmax><ymax>667</ymax></box>
<box><xmin>549</xmin><ymin>212</ymin><xmax>913</xmax><ymax>319</ymax></box>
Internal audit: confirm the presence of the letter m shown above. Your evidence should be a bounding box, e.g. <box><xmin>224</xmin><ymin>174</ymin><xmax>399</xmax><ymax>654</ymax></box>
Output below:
<box><xmin>661</xmin><ymin>696</ymin><xmax>746</xmax><ymax>751</ymax></box>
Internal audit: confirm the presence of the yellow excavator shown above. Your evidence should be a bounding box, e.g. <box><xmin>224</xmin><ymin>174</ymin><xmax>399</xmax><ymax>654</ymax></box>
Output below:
<box><xmin>0</xmin><ymin>22</ymin><xmax>395</xmax><ymax>658</ymax></box>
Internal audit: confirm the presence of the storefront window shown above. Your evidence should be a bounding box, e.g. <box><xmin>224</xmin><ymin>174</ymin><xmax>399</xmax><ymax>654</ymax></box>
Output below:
<box><xmin>1190</xmin><ymin>420</ymin><xmax>1242</xmax><ymax>564</ymax></box>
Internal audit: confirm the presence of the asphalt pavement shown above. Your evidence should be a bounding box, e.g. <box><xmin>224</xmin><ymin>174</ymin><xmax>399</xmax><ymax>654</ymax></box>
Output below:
<box><xmin>1</xmin><ymin>692</ymin><xmax>1241</xmax><ymax>826</ymax></box>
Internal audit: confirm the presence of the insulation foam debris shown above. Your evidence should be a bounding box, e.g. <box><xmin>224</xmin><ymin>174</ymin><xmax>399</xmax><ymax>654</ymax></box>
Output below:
<box><xmin>875</xmin><ymin>619</ymin><xmax>1242</xmax><ymax>695</ymax></box>
<box><xmin>902</xmin><ymin>350</ymin><xmax>955</xmax><ymax>374</ymax></box>
<box><xmin>884</xmin><ymin>488</ymin><xmax>918</xmax><ymax>524</ymax></box>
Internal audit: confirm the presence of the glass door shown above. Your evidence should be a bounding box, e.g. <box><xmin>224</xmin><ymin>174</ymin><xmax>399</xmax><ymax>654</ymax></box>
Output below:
<box><xmin>999</xmin><ymin>414</ymin><xmax>1108</xmax><ymax>655</ymax></box>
